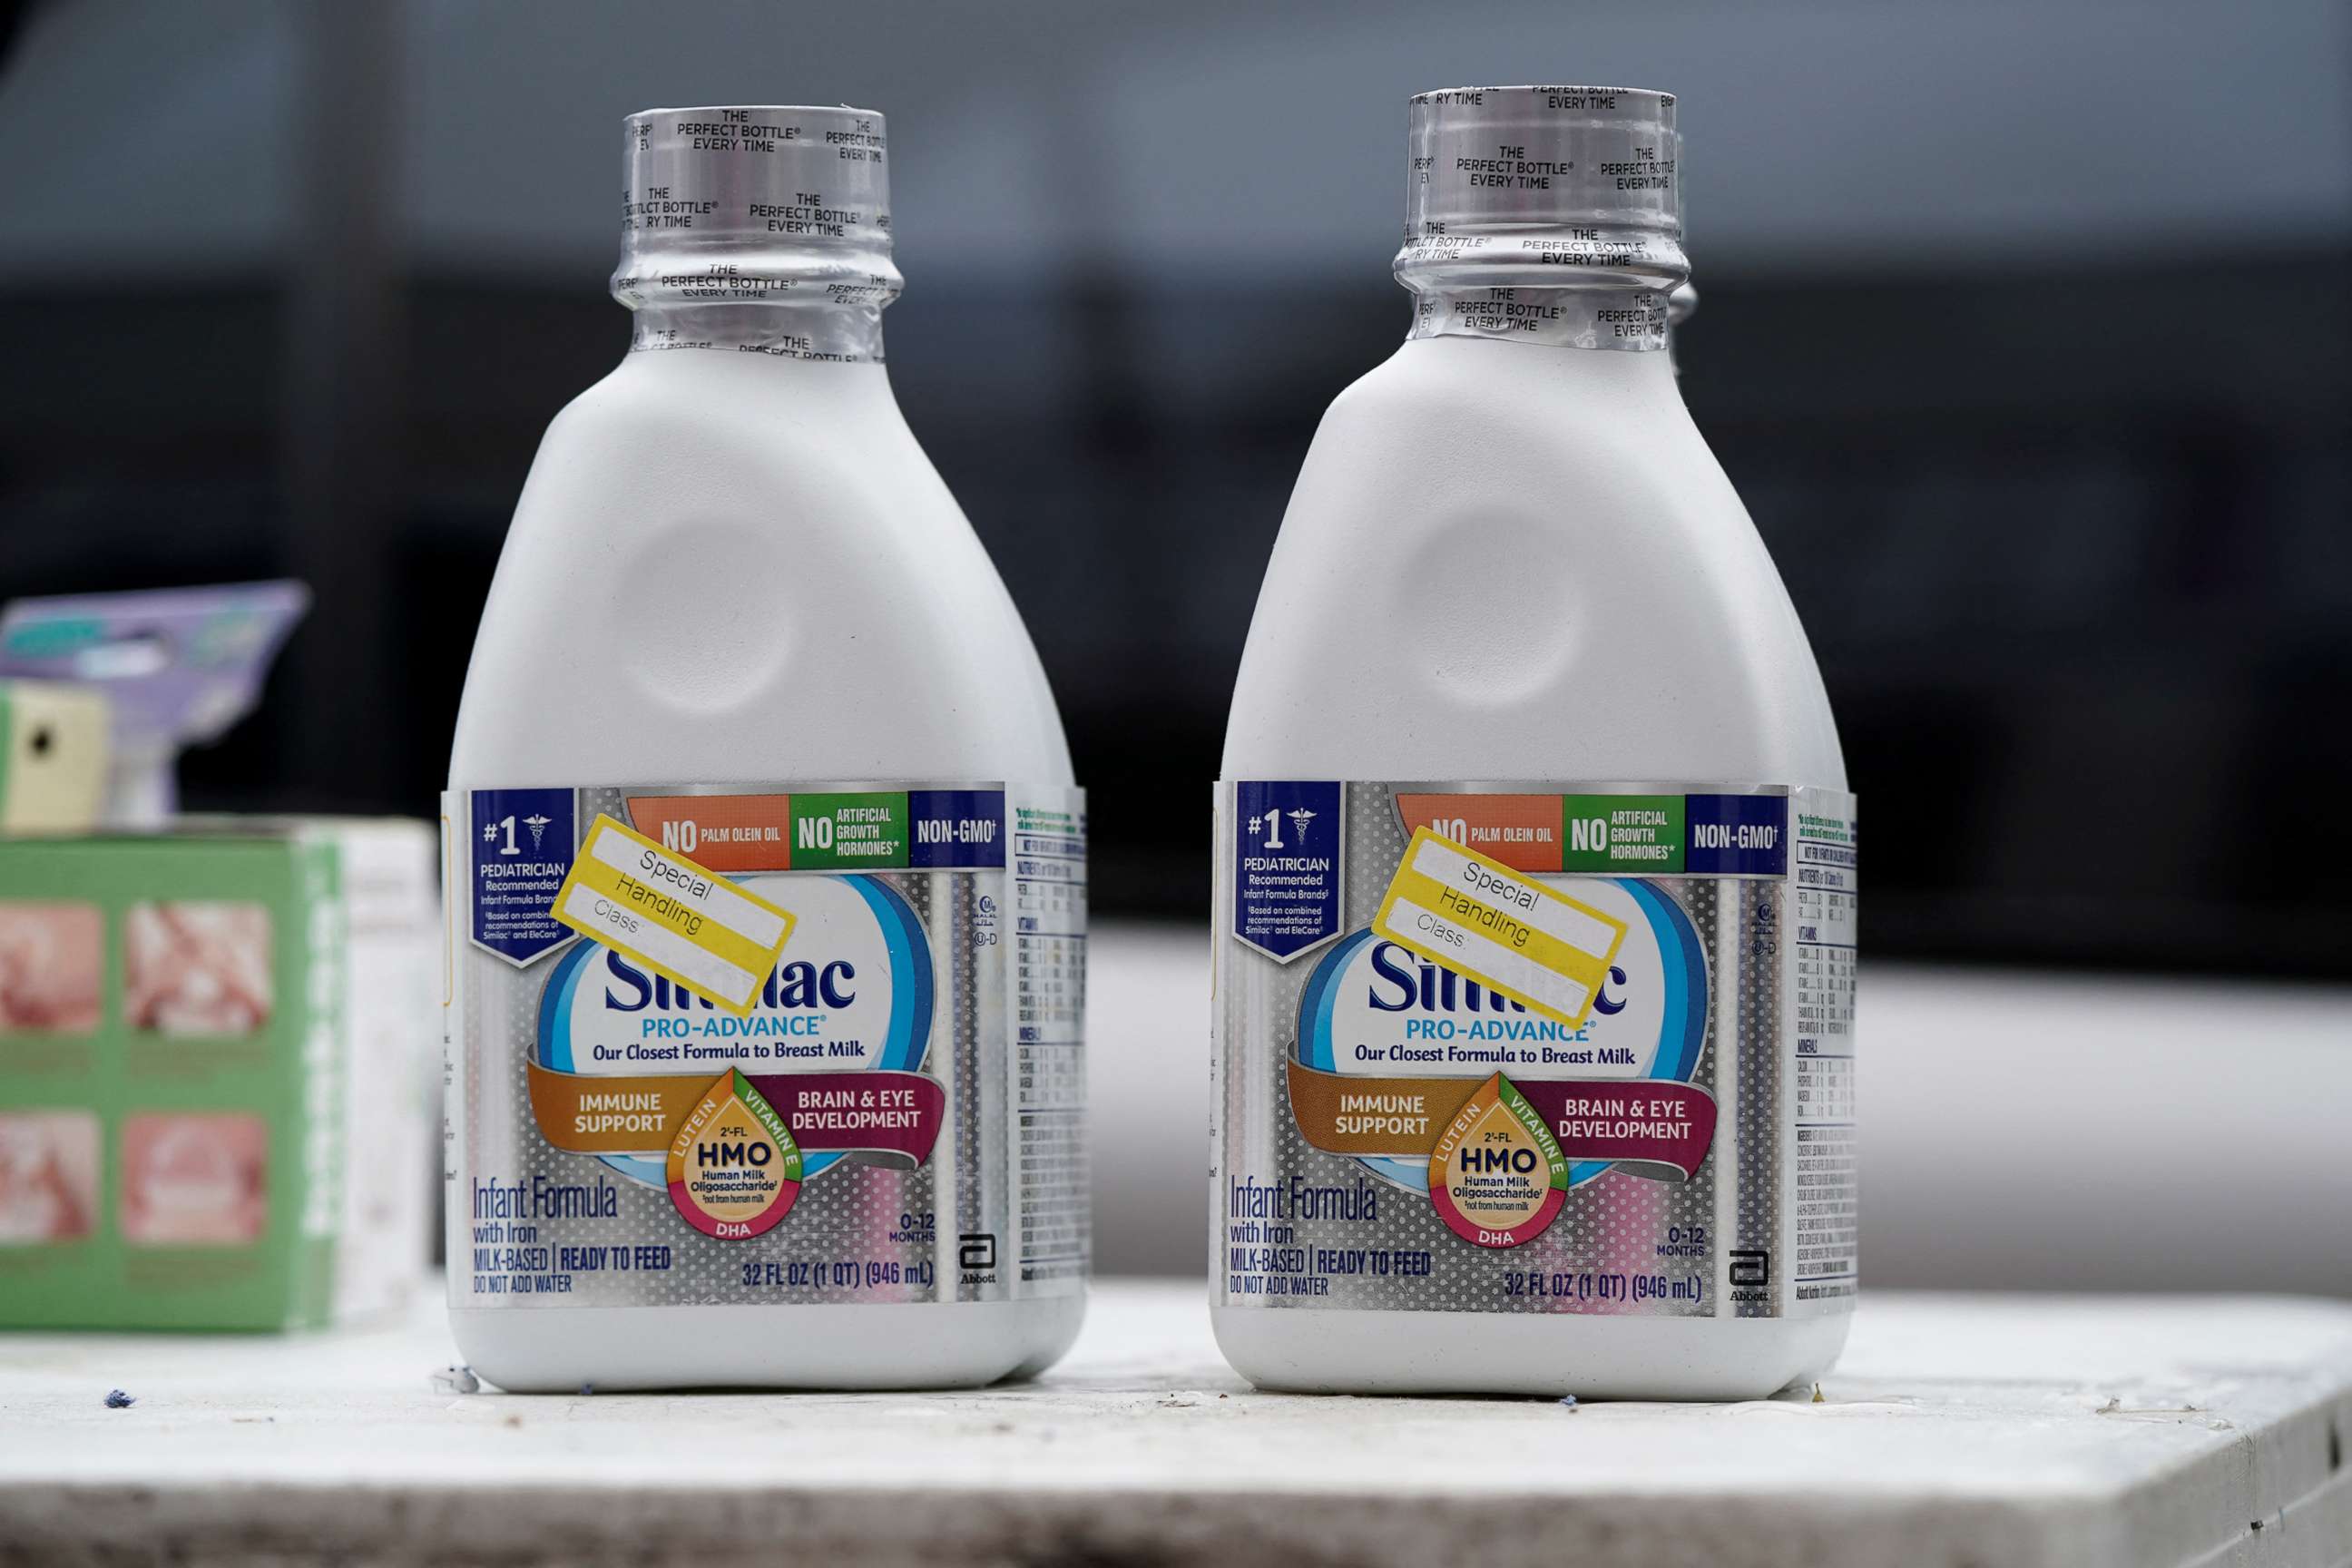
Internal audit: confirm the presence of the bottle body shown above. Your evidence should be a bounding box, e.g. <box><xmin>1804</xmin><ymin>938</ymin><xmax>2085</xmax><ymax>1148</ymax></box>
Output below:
<box><xmin>1213</xmin><ymin>337</ymin><xmax>1853</xmax><ymax>1397</ymax></box>
<box><xmin>447</xmin><ymin>349</ymin><xmax>1084</xmax><ymax>1391</ymax></box>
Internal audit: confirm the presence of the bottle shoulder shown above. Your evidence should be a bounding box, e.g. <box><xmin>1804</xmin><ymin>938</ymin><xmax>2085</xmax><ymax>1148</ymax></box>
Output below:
<box><xmin>1226</xmin><ymin>343</ymin><xmax>1845</xmax><ymax>787</ymax></box>
<box><xmin>1314</xmin><ymin>338</ymin><xmax>1695</xmax><ymax>465</ymax></box>
<box><xmin>451</xmin><ymin>355</ymin><xmax>1071</xmax><ymax>788</ymax></box>
<box><xmin>534</xmin><ymin>354</ymin><xmax>911</xmax><ymax>483</ymax></box>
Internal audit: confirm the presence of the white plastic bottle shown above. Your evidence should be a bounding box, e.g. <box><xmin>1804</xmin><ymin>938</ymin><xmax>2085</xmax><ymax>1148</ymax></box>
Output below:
<box><xmin>445</xmin><ymin>106</ymin><xmax>1086</xmax><ymax>1390</ymax></box>
<box><xmin>1211</xmin><ymin>87</ymin><xmax>1857</xmax><ymax>1397</ymax></box>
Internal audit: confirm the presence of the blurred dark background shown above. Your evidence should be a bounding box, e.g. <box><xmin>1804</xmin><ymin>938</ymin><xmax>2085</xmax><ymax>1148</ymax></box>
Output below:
<box><xmin>2</xmin><ymin>0</ymin><xmax>2346</xmax><ymax>975</ymax></box>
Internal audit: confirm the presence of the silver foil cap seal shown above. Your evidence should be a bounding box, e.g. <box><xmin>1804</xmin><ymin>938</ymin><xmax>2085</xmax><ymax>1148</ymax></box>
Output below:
<box><xmin>1397</xmin><ymin>86</ymin><xmax>1687</xmax><ymax>350</ymax></box>
<box><xmin>612</xmin><ymin>105</ymin><xmax>899</xmax><ymax>361</ymax></box>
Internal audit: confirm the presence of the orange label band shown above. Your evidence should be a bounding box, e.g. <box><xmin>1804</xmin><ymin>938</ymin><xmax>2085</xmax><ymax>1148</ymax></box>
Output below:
<box><xmin>529</xmin><ymin>1063</ymin><xmax>707</xmax><ymax>1153</ymax></box>
<box><xmin>1285</xmin><ymin>1060</ymin><xmax>1483</xmax><ymax>1154</ymax></box>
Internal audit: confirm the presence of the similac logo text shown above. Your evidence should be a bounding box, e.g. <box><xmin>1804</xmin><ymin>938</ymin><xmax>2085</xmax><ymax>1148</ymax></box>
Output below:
<box><xmin>1366</xmin><ymin>940</ymin><xmax>1628</xmax><ymax>1025</ymax></box>
<box><xmin>601</xmin><ymin>951</ymin><xmax>858</xmax><ymax>1036</ymax></box>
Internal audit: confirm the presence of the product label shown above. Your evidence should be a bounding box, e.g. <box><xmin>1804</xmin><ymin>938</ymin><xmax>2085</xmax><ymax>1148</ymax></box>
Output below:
<box><xmin>1214</xmin><ymin>781</ymin><xmax>1857</xmax><ymax>1317</ymax></box>
<box><xmin>446</xmin><ymin>782</ymin><xmax>1086</xmax><ymax>1308</ymax></box>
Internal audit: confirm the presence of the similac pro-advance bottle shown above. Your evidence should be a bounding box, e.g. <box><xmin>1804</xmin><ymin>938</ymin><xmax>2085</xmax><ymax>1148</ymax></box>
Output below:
<box><xmin>1211</xmin><ymin>87</ymin><xmax>1857</xmax><ymax>1398</ymax></box>
<box><xmin>446</xmin><ymin>107</ymin><xmax>1086</xmax><ymax>1390</ymax></box>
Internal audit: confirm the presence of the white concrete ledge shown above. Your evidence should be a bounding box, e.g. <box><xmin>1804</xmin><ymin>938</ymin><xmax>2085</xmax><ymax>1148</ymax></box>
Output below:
<box><xmin>3</xmin><ymin>1282</ymin><xmax>2349</xmax><ymax>1567</ymax></box>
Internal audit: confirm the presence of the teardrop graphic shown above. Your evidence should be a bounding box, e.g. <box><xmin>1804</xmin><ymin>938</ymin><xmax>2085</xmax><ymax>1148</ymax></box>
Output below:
<box><xmin>665</xmin><ymin>1070</ymin><xmax>803</xmax><ymax>1240</ymax></box>
<box><xmin>1427</xmin><ymin>1073</ymin><xmax>1569</xmax><ymax>1249</ymax></box>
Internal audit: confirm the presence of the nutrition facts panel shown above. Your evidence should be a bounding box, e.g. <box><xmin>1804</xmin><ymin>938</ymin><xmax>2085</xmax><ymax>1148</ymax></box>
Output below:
<box><xmin>1790</xmin><ymin>803</ymin><xmax>1858</xmax><ymax>1304</ymax></box>
<box><xmin>1793</xmin><ymin>833</ymin><xmax>1857</xmax><ymax>1050</ymax></box>
<box><xmin>1013</xmin><ymin>796</ymin><xmax>1088</xmax><ymax>1287</ymax></box>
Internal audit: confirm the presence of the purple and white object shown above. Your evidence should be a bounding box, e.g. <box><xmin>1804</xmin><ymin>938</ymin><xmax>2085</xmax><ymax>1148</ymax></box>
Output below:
<box><xmin>0</xmin><ymin>583</ymin><xmax>309</xmax><ymax>827</ymax></box>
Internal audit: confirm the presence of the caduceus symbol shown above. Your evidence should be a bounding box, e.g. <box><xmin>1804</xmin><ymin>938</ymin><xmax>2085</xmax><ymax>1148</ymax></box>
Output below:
<box><xmin>524</xmin><ymin>814</ymin><xmax>553</xmax><ymax>851</ymax></box>
<box><xmin>1285</xmin><ymin>808</ymin><xmax>1317</xmax><ymax>843</ymax></box>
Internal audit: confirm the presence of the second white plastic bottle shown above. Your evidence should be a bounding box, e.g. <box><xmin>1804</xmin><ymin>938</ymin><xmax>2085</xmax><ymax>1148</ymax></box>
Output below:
<box><xmin>1211</xmin><ymin>87</ymin><xmax>1857</xmax><ymax>1398</ymax></box>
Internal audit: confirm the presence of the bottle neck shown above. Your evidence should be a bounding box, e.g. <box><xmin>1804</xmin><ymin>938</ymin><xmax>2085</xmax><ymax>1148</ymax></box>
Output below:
<box><xmin>1406</xmin><ymin>285</ymin><xmax>1670</xmax><ymax>352</ymax></box>
<box><xmin>628</xmin><ymin>299</ymin><xmax>886</xmax><ymax>363</ymax></box>
<box><xmin>614</xmin><ymin>106</ymin><xmax>898</xmax><ymax>366</ymax></box>
<box><xmin>1395</xmin><ymin>87</ymin><xmax>1685</xmax><ymax>355</ymax></box>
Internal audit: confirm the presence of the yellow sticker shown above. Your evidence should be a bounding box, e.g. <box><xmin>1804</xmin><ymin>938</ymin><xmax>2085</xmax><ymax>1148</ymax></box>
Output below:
<box><xmin>1372</xmin><ymin>826</ymin><xmax>1629</xmax><ymax>1029</ymax></box>
<box><xmin>548</xmin><ymin>813</ymin><xmax>797</xmax><ymax>1015</ymax></box>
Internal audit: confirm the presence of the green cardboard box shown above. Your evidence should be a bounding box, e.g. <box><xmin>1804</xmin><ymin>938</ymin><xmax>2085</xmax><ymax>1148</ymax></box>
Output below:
<box><xmin>0</xmin><ymin>819</ymin><xmax>435</xmax><ymax>1329</ymax></box>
